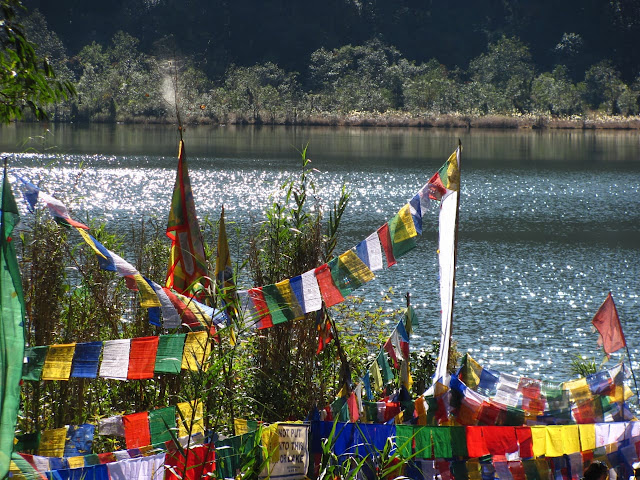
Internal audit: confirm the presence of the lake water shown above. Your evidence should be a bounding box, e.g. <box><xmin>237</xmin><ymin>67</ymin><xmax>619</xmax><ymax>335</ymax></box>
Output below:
<box><xmin>1</xmin><ymin>123</ymin><xmax>639</xmax><ymax>383</ymax></box>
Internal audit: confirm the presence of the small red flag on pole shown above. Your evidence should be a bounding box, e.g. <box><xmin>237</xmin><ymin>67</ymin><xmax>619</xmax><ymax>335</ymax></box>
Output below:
<box><xmin>591</xmin><ymin>292</ymin><xmax>626</xmax><ymax>357</ymax></box>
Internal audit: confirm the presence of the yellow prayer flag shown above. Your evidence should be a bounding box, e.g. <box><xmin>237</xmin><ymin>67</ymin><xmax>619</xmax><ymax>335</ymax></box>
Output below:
<box><xmin>463</xmin><ymin>355</ymin><xmax>483</xmax><ymax>389</ymax></box>
<box><xmin>369</xmin><ymin>362</ymin><xmax>383</xmax><ymax>392</ymax></box>
<box><xmin>261</xmin><ymin>423</ymin><xmax>280</xmax><ymax>466</ymax></box>
<box><xmin>415</xmin><ymin>397</ymin><xmax>427</xmax><ymax>426</ymax></box>
<box><xmin>67</xmin><ymin>457</ymin><xmax>85</xmax><ymax>469</ymax></box>
<box><xmin>39</xmin><ymin>428</ymin><xmax>67</xmax><ymax>457</ymax></box>
<box><xmin>564</xmin><ymin>377</ymin><xmax>591</xmax><ymax>403</ymax></box>
<box><xmin>132</xmin><ymin>273</ymin><xmax>161</xmax><ymax>308</ymax></box>
<box><xmin>339</xmin><ymin>250</ymin><xmax>375</xmax><ymax>284</ymax></box>
<box><xmin>177</xmin><ymin>400</ymin><xmax>204</xmax><ymax>437</ymax></box>
<box><xmin>181</xmin><ymin>331</ymin><xmax>210</xmax><ymax>371</ymax></box>
<box><xmin>545</xmin><ymin>426</ymin><xmax>564</xmax><ymax>457</ymax></box>
<box><xmin>561</xmin><ymin>425</ymin><xmax>580</xmax><ymax>454</ymax></box>
<box><xmin>467</xmin><ymin>460</ymin><xmax>482</xmax><ymax>480</ymax></box>
<box><xmin>275</xmin><ymin>280</ymin><xmax>304</xmax><ymax>320</ymax></box>
<box><xmin>391</xmin><ymin>204</ymin><xmax>418</xmax><ymax>243</ymax></box>
<box><xmin>608</xmin><ymin>384</ymin><xmax>633</xmax><ymax>403</ymax></box>
<box><xmin>41</xmin><ymin>344</ymin><xmax>76</xmax><ymax>381</ymax></box>
<box><xmin>234</xmin><ymin>418</ymin><xmax>249</xmax><ymax>436</ymax></box>
<box><xmin>579</xmin><ymin>423</ymin><xmax>596</xmax><ymax>451</ymax></box>
<box><xmin>531</xmin><ymin>426</ymin><xmax>547</xmax><ymax>457</ymax></box>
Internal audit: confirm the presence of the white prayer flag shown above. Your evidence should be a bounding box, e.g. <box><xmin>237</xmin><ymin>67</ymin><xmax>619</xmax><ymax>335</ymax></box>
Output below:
<box><xmin>99</xmin><ymin>339</ymin><xmax>131</xmax><ymax>380</ymax></box>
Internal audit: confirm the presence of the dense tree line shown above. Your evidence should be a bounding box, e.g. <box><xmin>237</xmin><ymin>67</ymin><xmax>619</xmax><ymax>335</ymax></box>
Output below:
<box><xmin>14</xmin><ymin>5</ymin><xmax>640</xmax><ymax>123</ymax></box>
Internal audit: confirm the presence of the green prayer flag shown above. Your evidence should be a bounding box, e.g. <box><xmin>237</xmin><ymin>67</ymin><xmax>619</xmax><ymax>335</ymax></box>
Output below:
<box><xmin>377</xmin><ymin>350</ymin><xmax>394</xmax><ymax>385</ymax></box>
<box><xmin>22</xmin><ymin>345</ymin><xmax>49</xmax><ymax>381</ymax></box>
<box><xmin>261</xmin><ymin>284</ymin><xmax>295</xmax><ymax>325</ymax></box>
<box><xmin>395</xmin><ymin>425</ymin><xmax>413</xmax><ymax>458</ymax></box>
<box><xmin>214</xmin><ymin>431</ymin><xmax>260</xmax><ymax>480</ymax></box>
<box><xmin>450</xmin><ymin>426</ymin><xmax>468</xmax><ymax>457</ymax></box>
<box><xmin>405</xmin><ymin>306</ymin><xmax>418</xmax><ymax>336</ymax></box>
<box><xmin>431</xmin><ymin>427</ymin><xmax>452</xmax><ymax>458</ymax></box>
<box><xmin>413</xmin><ymin>427</ymin><xmax>432</xmax><ymax>459</ymax></box>
<box><xmin>154</xmin><ymin>334</ymin><xmax>186</xmax><ymax>374</ymax></box>
<box><xmin>149</xmin><ymin>406</ymin><xmax>176</xmax><ymax>444</ymax></box>
<box><xmin>0</xmin><ymin>167</ymin><xmax>25</xmax><ymax>478</ymax></box>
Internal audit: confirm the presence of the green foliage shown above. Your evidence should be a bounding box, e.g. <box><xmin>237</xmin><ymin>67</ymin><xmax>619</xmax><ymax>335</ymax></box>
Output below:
<box><xmin>468</xmin><ymin>36</ymin><xmax>535</xmax><ymax>113</ymax></box>
<box><xmin>0</xmin><ymin>0</ymin><xmax>74</xmax><ymax>123</ymax></box>
<box><xmin>582</xmin><ymin>60</ymin><xmax>627</xmax><ymax>114</ymax></box>
<box><xmin>531</xmin><ymin>66</ymin><xmax>583</xmax><ymax>116</ymax></box>
<box><xmin>570</xmin><ymin>355</ymin><xmax>598</xmax><ymax>378</ymax></box>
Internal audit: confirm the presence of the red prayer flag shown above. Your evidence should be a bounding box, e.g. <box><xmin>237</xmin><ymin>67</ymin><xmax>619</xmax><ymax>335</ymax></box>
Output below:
<box><xmin>466</xmin><ymin>426</ymin><xmax>489</xmax><ymax>458</ymax></box>
<box><xmin>376</xmin><ymin>223</ymin><xmax>397</xmax><ymax>267</ymax></box>
<box><xmin>248</xmin><ymin>288</ymin><xmax>272</xmax><ymax>329</ymax></box>
<box><xmin>165</xmin><ymin>443</ymin><xmax>216</xmax><ymax>480</ymax></box>
<box><xmin>315</xmin><ymin>263</ymin><xmax>344</xmax><ymax>307</ymax></box>
<box><xmin>591</xmin><ymin>292</ymin><xmax>626</xmax><ymax>356</ymax></box>
<box><xmin>127</xmin><ymin>336</ymin><xmax>159</xmax><ymax>380</ymax></box>
<box><xmin>482</xmin><ymin>426</ymin><xmax>518</xmax><ymax>455</ymax></box>
<box><xmin>123</xmin><ymin>412</ymin><xmax>150</xmax><ymax>449</ymax></box>
<box><xmin>515</xmin><ymin>427</ymin><xmax>533</xmax><ymax>458</ymax></box>
<box><xmin>163</xmin><ymin>287</ymin><xmax>199</xmax><ymax>329</ymax></box>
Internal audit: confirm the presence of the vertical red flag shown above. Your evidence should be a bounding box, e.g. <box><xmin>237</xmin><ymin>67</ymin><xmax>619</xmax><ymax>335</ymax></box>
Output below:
<box><xmin>591</xmin><ymin>292</ymin><xmax>626</xmax><ymax>357</ymax></box>
<box><xmin>166</xmin><ymin>140</ymin><xmax>209</xmax><ymax>298</ymax></box>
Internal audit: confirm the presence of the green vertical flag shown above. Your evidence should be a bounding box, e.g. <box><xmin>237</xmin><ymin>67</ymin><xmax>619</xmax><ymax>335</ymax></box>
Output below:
<box><xmin>0</xmin><ymin>164</ymin><xmax>26</xmax><ymax>478</ymax></box>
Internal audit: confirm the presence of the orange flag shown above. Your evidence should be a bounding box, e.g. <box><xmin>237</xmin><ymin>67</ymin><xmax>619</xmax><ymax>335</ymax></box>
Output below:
<box><xmin>591</xmin><ymin>292</ymin><xmax>626</xmax><ymax>357</ymax></box>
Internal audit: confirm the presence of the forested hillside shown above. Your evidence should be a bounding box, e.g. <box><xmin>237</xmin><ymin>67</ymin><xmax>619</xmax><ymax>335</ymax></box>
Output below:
<box><xmin>16</xmin><ymin>0</ymin><xmax>640</xmax><ymax>124</ymax></box>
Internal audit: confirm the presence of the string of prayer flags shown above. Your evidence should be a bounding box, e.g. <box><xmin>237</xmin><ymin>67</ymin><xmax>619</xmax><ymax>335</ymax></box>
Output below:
<box><xmin>122</xmin><ymin>412</ymin><xmax>151</xmax><ymax>449</ymax></box>
<box><xmin>99</xmin><ymin>340</ymin><xmax>131</xmax><ymax>380</ymax></box>
<box><xmin>41</xmin><ymin>344</ymin><xmax>76</xmax><ymax>381</ymax></box>
<box><xmin>16</xmin><ymin>176</ymin><xmax>89</xmax><ymax>229</ymax></box>
<box><xmin>70</xmin><ymin>342</ymin><xmax>103</xmax><ymax>378</ymax></box>
<box><xmin>128</xmin><ymin>336</ymin><xmax>159</xmax><ymax>380</ymax></box>
<box><xmin>181</xmin><ymin>331</ymin><xmax>210</xmax><ymax>371</ymax></box>
<box><xmin>148</xmin><ymin>407</ymin><xmax>176</xmax><ymax>445</ymax></box>
<box><xmin>22</xmin><ymin>346</ymin><xmax>49</xmax><ymax>381</ymax></box>
<box><xmin>154</xmin><ymin>334</ymin><xmax>186</xmax><ymax>374</ymax></box>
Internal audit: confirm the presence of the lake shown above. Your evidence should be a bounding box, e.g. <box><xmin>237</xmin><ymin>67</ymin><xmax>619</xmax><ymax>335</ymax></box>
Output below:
<box><xmin>1</xmin><ymin>122</ymin><xmax>639</xmax><ymax>382</ymax></box>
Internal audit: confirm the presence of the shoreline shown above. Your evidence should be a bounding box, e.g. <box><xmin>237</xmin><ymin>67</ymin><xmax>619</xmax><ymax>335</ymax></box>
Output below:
<box><xmin>12</xmin><ymin>112</ymin><xmax>640</xmax><ymax>130</ymax></box>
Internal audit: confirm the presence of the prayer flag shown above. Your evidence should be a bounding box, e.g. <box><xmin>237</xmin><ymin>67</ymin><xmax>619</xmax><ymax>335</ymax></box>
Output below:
<box><xmin>165</xmin><ymin>140</ymin><xmax>209</xmax><ymax>297</ymax></box>
<box><xmin>181</xmin><ymin>331</ymin><xmax>210</xmax><ymax>371</ymax></box>
<box><xmin>98</xmin><ymin>416</ymin><xmax>124</xmax><ymax>437</ymax></box>
<box><xmin>70</xmin><ymin>341</ymin><xmax>102</xmax><ymax>378</ymax></box>
<box><xmin>22</xmin><ymin>346</ymin><xmax>49</xmax><ymax>381</ymax></box>
<box><xmin>149</xmin><ymin>406</ymin><xmax>176</xmax><ymax>444</ymax></box>
<box><xmin>154</xmin><ymin>334</ymin><xmax>186</xmax><ymax>374</ymax></box>
<box><xmin>177</xmin><ymin>400</ymin><xmax>205</xmax><ymax>437</ymax></box>
<box><xmin>41</xmin><ymin>343</ymin><xmax>76</xmax><ymax>381</ymax></box>
<box><xmin>432</xmin><ymin>146</ymin><xmax>461</xmax><ymax>387</ymax></box>
<box><xmin>290</xmin><ymin>269</ymin><xmax>322</xmax><ymax>314</ymax></box>
<box><xmin>427</xmin><ymin>148</ymin><xmax>461</xmax><ymax>201</ymax></box>
<box><xmin>39</xmin><ymin>428</ymin><xmax>67</xmax><ymax>457</ymax></box>
<box><xmin>99</xmin><ymin>339</ymin><xmax>131</xmax><ymax>380</ymax></box>
<box><xmin>248</xmin><ymin>287</ymin><xmax>273</xmax><ymax>329</ymax></box>
<box><xmin>261</xmin><ymin>284</ymin><xmax>296</xmax><ymax>324</ymax></box>
<box><xmin>123</xmin><ymin>412</ymin><xmax>151</xmax><ymax>449</ymax></box>
<box><xmin>0</xmin><ymin>167</ymin><xmax>26</xmax><ymax>478</ymax></box>
<box><xmin>591</xmin><ymin>292</ymin><xmax>626</xmax><ymax>356</ymax></box>
<box><xmin>377</xmin><ymin>223</ymin><xmax>397</xmax><ymax>267</ymax></box>
<box><xmin>316</xmin><ymin>310</ymin><xmax>333</xmax><ymax>354</ymax></box>
<box><xmin>128</xmin><ymin>336</ymin><xmax>159</xmax><ymax>380</ymax></box>
<box><xmin>64</xmin><ymin>424</ymin><xmax>95</xmax><ymax>456</ymax></box>
<box><xmin>315</xmin><ymin>263</ymin><xmax>344</xmax><ymax>307</ymax></box>
<box><xmin>146</xmin><ymin>279</ymin><xmax>181</xmax><ymax>329</ymax></box>
<box><xmin>409</xmin><ymin>193</ymin><xmax>423</xmax><ymax>234</ymax></box>
<box><xmin>389</xmin><ymin>204</ymin><xmax>418</xmax><ymax>258</ymax></box>
<box><xmin>275</xmin><ymin>279</ymin><xmax>304</xmax><ymax>320</ymax></box>
<box><xmin>336</xmin><ymin>250</ymin><xmax>375</xmax><ymax>291</ymax></box>
<box><xmin>355</xmin><ymin>232</ymin><xmax>383</xmax><ymax>272</ymax></box>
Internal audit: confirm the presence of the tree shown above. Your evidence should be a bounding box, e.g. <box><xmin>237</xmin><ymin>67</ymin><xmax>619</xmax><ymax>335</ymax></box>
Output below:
<box><xmin>0</xmin><ymin>0</ymin><xmax>74</xmax><ymax>122</ymax></box>
<box><xmin>468</xmin><ymin>36</ymin><xmax>535</xmax><ymax>113</ymax></box>
<box><xmin>582</xmin><ymin>60</ymin><xmax>626</xmax><ymax>114</ymax></box>
<box><xmin>531</xmin><ymin>66</ymin><xmax>583</xmax><ymax>116</ymax></box>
